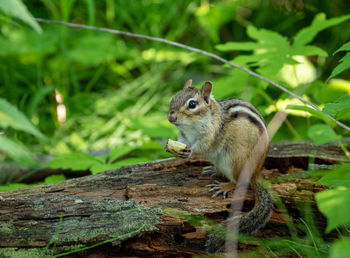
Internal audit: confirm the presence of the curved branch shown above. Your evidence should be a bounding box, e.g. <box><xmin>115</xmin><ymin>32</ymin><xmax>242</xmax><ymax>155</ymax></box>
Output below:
<box><xmin>34</xmin><ymin>18</ymin><xmax>350</xmax><ymax>132</ymax></box>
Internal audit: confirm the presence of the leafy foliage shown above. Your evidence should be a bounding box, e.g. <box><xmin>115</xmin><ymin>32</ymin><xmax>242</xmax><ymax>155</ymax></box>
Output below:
<box><xmin>0</xmin><ymin>98</ymin><xmax>45</xmax><ymax>140</ymax></box>
<box><xmin>0</xmin><ymin>134</ymin><xmax>38</xmax><ymax>167</ymax></box>
<box><xmin>0</xmin><ymin>0</ymin><xmax>42</xmax><ymax>32</ymax></box>
<box><xmin>0</xmin><ymin>182</ymin><xmax>31</xmax><ymax>192</ymax></box>
<box><xmin>0</xmin><ymin>1</ymin><xmax>350</xmax><ymax>256</ymax></box>
<box><xmin>307</xmin><ymin>124</ymin><xmax>341</xmax><ymax>145</ymax></box>
<box><xmin>323</xmin><ymin>94</ymin><xmax>350</xmax><ymax>121</ymax></box>
<box><xmin>328</xmin><ymin>41</ymin><xmax>350</xmax><ymax>81</ymax></box>
<box><xmin>316</xmin><ymin>163</ymin><xmax>350</xmax><ymax>233</ymax></box>
<box><xmin>216</xmin><ymin>13</ymin><xmax>350</xmax><ymax>82</ymax></box>
<box><xmin>46</xmin><ymin>141</ymin><xmax>170</xmax><ymax>174</ymax></box>
<box><xmin>330</xmin><ymin>238</ymin><xmax>350</xmax><ymax>258</ymax></box>
<box><xmin>316</xmin><ymin>187</ymin><xmax>350</xmax><ymax>233</ymax></box>
<box><xmin>317</xmin><ymin>163</ymin><xmax>350</xmax><ymax>188</ymax></box>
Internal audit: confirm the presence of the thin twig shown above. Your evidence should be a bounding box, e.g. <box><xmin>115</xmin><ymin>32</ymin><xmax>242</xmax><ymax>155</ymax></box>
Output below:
<box><xmin>34</xmin><ymin>18</ymin><xmax>350</xmax><ymax>132</ymax></box>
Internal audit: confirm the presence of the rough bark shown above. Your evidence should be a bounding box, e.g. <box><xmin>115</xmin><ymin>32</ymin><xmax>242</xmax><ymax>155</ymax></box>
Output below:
<box><xmin>0</xmin><ymin>141</ymin><xmax>347</xmax><ymax>257</ymax></box>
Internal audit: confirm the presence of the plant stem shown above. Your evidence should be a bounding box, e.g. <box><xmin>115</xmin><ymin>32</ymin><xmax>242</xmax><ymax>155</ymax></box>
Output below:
<box><xmin>34</xmin><ymin>18</ymin><xmax>350</xmax><ymax>133</ymax></box>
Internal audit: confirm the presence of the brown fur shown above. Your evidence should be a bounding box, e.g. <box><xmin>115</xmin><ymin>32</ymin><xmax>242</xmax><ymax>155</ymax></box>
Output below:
<box><xmin>168</xmin><ymin>80</ymin><xmax>273</xmax><ymax>253</ymax></box>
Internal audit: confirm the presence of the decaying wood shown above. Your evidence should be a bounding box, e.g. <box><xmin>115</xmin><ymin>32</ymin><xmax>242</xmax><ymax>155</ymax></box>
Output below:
<box><xmin>1</xmin><ymin>140</ymin><xmax>347</xmax><ymax>184</ymax></box>
<box><xmin>0</xmin><ymin>141</ymin><xmax>348</xmax><ymax>257</ymax></box>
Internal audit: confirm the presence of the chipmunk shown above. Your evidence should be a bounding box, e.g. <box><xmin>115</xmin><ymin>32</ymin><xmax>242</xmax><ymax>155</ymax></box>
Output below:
<box><xmin>167</xmin><ymin>79</ymin><xmax>273</xmax><ymax>253</ymax></box>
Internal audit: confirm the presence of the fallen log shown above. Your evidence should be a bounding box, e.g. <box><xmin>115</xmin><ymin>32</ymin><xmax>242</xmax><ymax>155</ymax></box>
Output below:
<box><xmin>0</xmin><ymin>141</ymin><xmax>347</xmax><ymax>257</ymax></box>
<box><xmin>1</xmin><ymin>140</ymin><xmax>348</xmax><ymax>184</ymax></box>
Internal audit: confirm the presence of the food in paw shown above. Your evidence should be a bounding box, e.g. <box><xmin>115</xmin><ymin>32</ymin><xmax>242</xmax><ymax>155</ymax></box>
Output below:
<box><xmin>166</xmin><ymin>139</ymin><xmax>187</xmax><ymax>155</ymax></box>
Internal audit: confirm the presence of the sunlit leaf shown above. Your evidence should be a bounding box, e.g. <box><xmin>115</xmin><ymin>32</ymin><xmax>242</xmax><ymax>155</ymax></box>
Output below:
<box><xmin>216</xmin><ymin>13</ymin><xmax>350</xmax><ymax>85</ymax></box>
<box><xmin>90</xmin><ymin>163</ymin><xmax>123</xmax><ymax>174</ymax></box>
<box><xmin>307</xmin><ymin>124</ymin><xmax>341</xmax><ymax>145</ymax></box>
<box><xmin>291</xmin><ymin>45</ymin><xmax>328</xmax><ymax>57</ymax></box>
<box><xmin>0</xmin><ymin>0</ymin><xmax>42</xmax><ymax>33</ymax></box>
<box><xmin>91</xmin><ymin>157</ymin><xmax>149</xmax><ymax>174</ymax></box>
<box><xmin>323</xmin><ymin>95</ymin><xmax>350</xmax><ymax>118</ymax></box>
<box><xmin>130</xmin><ymin>115</ymin><xmax>177</xmax><ymax>139</ymax></box>
<box><xmin>44</xmin><ymin>174</ymin><xmax>66</xmax><ymax>184</ymax></box>
<box><xmin>330</xmin><ymin>238</ymin><xmax>350</xmax><ymax>258</ymax></box>
<box><xmin>317</xmin><ymin>163</ymin><xmax>350</xmax><ymax>188</ymax></box>
<box><xmin>215</xmin><ymin>42</ymin><xmax>260</xmax><ymax>51</ymax></box>
<box><xmin>311</xmin><ymin>79</ymin><xmax>350</xmax><ymax>104</ymax></box>
<box><xmin>0</xmin><ymin>98</ymin><xmax>46</xmax><ymax>140</ymax></box>
<box><xmin>0</xmin><ymin>183</ymin><xmax>31</xmax><ymax>192</ymax></box>
<box><xmin>247</xmin><ymin>26</ymin><xmax>289</xmax><ymax>47</ymax></box>
<box><xmin>139</xmin><ymin>141</ymin><xmax>164</xmax><ymax>151</ymax></box>
<box><xmin>316</xmin><ymin>187</ymin><xmax>350</xmax><ymax>233</ymax></box>
<box><xmin>0</xmin><ymin>135</ymin><xmax>38</xmax><ymax>167</ymax></box>
<box><xmin>109</xmin><ymin>145</ymin><xmax>138</xmax><ymax>163</ymax></box>
<box><xmin>287</xmin><ymin>105</ymin><xmax>333</xmax><ymax>125</ymax></box>
<box><xmin>211</xmin><ymin>70</ymin><xmax>250</xmax><ymax>99</ymax></box>
<box><xmin>46</xmin><ymin>153</ymin><xmax>101</xmax><ymax>171</ymax></box>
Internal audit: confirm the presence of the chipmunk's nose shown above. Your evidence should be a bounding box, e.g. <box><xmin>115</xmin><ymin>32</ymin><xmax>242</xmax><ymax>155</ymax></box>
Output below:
<box><xmin>168</xmin><ymin>111</ymin><xmax>177</xmax><ymax>124</ymax></box>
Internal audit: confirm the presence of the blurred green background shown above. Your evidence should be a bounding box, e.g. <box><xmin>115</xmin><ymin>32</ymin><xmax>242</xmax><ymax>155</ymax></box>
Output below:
<box><xmin>1</xmin><ymin>1</ymin><xmax>350</xmax><ymax>256</ymax></box>
<box><xmin>0</xmin><ymin>0</ymin><xmax>349</xmax><ymax>175</ymax></box>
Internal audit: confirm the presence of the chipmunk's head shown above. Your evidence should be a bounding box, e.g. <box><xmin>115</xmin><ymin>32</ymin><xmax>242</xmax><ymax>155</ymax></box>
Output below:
<box><xmin>168</xmin><ymin>79</ymin><xmax>216</xmax><ymax>129</ymax></box>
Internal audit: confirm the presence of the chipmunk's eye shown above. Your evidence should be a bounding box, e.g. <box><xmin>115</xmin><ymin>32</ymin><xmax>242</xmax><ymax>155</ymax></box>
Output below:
<box><xmin>188</xmin><ymin>100</ymin><xmax>197</xmax><ymax>109</ymax></box>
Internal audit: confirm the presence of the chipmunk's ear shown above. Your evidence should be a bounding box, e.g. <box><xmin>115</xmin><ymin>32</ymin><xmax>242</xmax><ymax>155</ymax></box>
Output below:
<box><xmin>201</xmin><ymin>81</ymin><xmax>212</xmax><ymax>104</ymax></box>
<box><xmin>183</xmin><ymin>79</ymin><xmax>192</xmax><ymax>89</ymax></box>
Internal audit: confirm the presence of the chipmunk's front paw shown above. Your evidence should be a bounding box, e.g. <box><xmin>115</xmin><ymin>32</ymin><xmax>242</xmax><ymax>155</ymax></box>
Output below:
<box><xmin>177</xmin><ymin>148</ymin><xmax>192</xmax><ymax>159</ymax></box>
<box><xmin>206</xmin><ymin>181</ymin><xmax>235</xmax><ymax>199</ymax></box>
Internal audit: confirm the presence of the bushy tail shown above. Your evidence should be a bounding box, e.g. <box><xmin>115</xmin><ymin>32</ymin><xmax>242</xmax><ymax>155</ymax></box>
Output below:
<box><xmin>205</xmin><ymin>182</ymin><xmax>273</xmax><ymax>253</ymax></box>
<box><xmin>236</xmin><ymin>181</ymin><xmax>273</xmax><ymax>234</ymax></box>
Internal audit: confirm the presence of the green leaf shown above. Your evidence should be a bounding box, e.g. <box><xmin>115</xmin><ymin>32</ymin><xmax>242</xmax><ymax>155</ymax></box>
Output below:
<box><xmin>130</xmin><ymin>115</ymin><xmax>177</xmax><ymax>139</ymax></box>
<box><xmin>316</xmin><ymin>187</ymin><xmax>350</xmax><ymax>233</ymax></box>
<box><xmin>46</xmin><ymin>153</ymin><xmax>101</xmax><ymax>171</ymax></box>
<box><xmin>215</xmin><ymin>42</ymin><xmax>260</xmax><ymax>51</ymax></box>
<box><xmin>69</xmin><ymin>34</ymin><xmax>117</xmax><ymax>65</ymax></box>
<box><xmin>91</xmin><ymin>157</ymin><xmax>149</xmax><ymax>175</ymax></box>
<box><xmin>0</xmin><ymin>0</ymin><xmax>42</xmax><ymax>33</ymax></box>
<box><xmin>247</xmin><ymin>26</ymin><xmax>289</xmax><ymax>47</ymax></box>
<box><xmin>291</xmin><ymin>45</ymin><xmax>328</xmax><ymax>57</ymax></box>
<box><xmin>317</xmin><ymin>163</ymin><xmax>350</xmax><ymax>188</ymax></box>
<box><xmin>216</xmin><ymin>22</ymin><xmax>327</xmax><ymax>82</ymax></box>
<box><xmin>0</xmin><ymin>135</ymin><xmax>38</xmax><ymax>167</ymax></box>
<box><xmin>90</xmin><ymin>163</ymin><xmax>123</xmax><ymax>174</ymax></box>
<box><xmin>328</xmin><ymin>52</ymin><xmax>350</xmax><ymax>81</ymax></box>
<box><xmin>334</xmin><ymin>41</ymin><xmax>350</xmax><ymax>54</ymax></box>
<box><xmin>108</xmin><ymin>145</ymin><xmax>138</xmax><ymax>163</ymax></box>
<box><xmin>293</xmin><ymin>13</ymin><xmax>350</xmax><ymax>47</ymax></box>
<box><xmin>0</xmin><ymin>98</ymin><xmax>46</xmax><ymax>140</ymax></box>
<box><xmin>337</xmin><ymin>107</ymin><xmax>350</xmax><ymax>121</ymax></box>
<box><xmin>287</xmin><ymin>105</ymin><xmax>334</xmax><ymax>125</ymax></box>
<box><xmin>139</xmin><ymin>141</ymin><xmax>164</xmax><ymax>151</ymax></box>
<box><xmin>211</xmin><ymin>70</ymin><xmax>250</xmax><ymax>99</ymax></box>
<box><xmin>44</xmin><ymin>174</ymin><xmax>66</xmax><ymax>184</ymax></box>
<box><xmin>0</xmin><ymin>183</ymin><xmax>31</xmax><ymax>192</ymax></box>
<box><xmin>330</xmin><ymin>238</ymin><xmax>350</xmax><ymax>258</ymax></box>
<box><xmin>307</xmin><ymin>124</ymin><xmax>341</xmax><ymax>146</ymax></box>
<box><xmin>114</xmin><ymin>157</ymin><xmax>149</xmax><ymax>167</ymax></box>
<box><xmin>323</xmin><ymin>95</ymin><xmax>350</xmax><ymax>118</ymax></box>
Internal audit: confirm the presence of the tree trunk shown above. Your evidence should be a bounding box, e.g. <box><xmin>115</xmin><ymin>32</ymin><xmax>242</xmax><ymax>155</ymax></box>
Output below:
<box><xmin>0</xmin><ymin>141</ymin><xmax>347</xmax><ymax>257</ymax></box>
